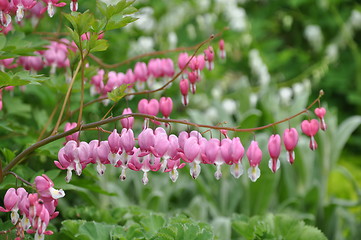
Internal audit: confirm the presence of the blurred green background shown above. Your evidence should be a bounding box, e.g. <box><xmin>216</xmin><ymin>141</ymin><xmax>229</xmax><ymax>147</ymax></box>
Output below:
<box><xmin>1</xmin><ymin>0</ymin><xmax>361</xmax><ymax>239</ymax></box>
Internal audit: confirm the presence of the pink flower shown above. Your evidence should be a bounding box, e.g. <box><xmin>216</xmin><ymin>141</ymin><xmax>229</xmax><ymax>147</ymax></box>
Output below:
<box><xmin>268</xmin><ymin>134</ymin><xmax>281</xmax><ymax>173</ymax></box>
<box><xmin>283</xmin><ymin>128</ymin><xmax>298</xmax><ymax>164</ymax></box>
<box><xmin>138</xmin><ymin>128</ymin><xmax>155</xmax><ymax>156</ymax></box>
<box><xmin>13</xmin><ymin>0</ymin><xmax>37</xmax><ymax>21</ymax></box>
<box><xmin>159</xmin><ymin>97</ymin><xmax>173</xmax><ymax>118</ymax></box>
<box><xmin>189</xmin><ymin>55</ymin><xmax>205</xmax><ymax>72</ymax></box>
<box><xmin>204</xmin><ymin>46</ymin><xmax>215</xmax><ymax>70</ymax></box>
<box><xmin>35</xmin><ymin>174</ymin><xmax>65</xmax><ymax>201</ymax></box>
<box><xmin>221</xmin><ymin>137</ymin><xmax>244</xmax><ymax>178</ymax></box>
<box><xmin>246</xmin><ymin>140</ymin><xmax>262</xmax><ymax>182</ymax></box>
<box><xmin>108</xmin><ymin>129</ymin><xmax>122</xmax><ymax>165</ymax></box>
<box><xmin>120</xmin><ymin>108</ymin><xmax>134</xmax><ymax>129</ymax></box>
<box><xmin>148</xmin><ymin>58</ymin><xmax>163</xmax><ymax>78</ymax></box>
<box><xmin>134</xmin><ymin>62</ymin><xmax>148</xmax><ymax>82</ymax></box>
<box><xmin>164</xmin><ymin>159</ymin><xmax>186</xmax><ymax>182</ymax></box>
<box><xmin>70</xmin><ymin>0</ymin><xmax>77</xmax><ymax>12</ymax></box>
<box><xmin>128</xmin><ymin>149</ymin><xmax>161</xmax><ymax>185</ymax></box>
<box><xmin>0</xmin><ymin>0</ymin><xmax>11</xmax><ymax>27</ymax></box>
<box><xmin>178</xmin><ymin>136</ymin><xmax>205</xmax><ymax>179</ymax></box>
<box><xmin>187</xmin><ymin>71</ymin><xmax>199</xmax><ymax>94</ymax></box>
<box><xmin>42</xmin><ymin>0</ymin><xmax>66</xmax><ymax>18</ymax></box>
<box><xmin>64</xmin><ymin>122</ymin><xmax>79</xmax><ymax>143</ymax></box>
<box><xmin>204</xmin><ymin>138</ymin><xmax>224</xmax><ymax>180</ymax></box>
<box><xmin>314</xmin><ymin>107</ymin><xmax>327</xmax><ymax>131</ymax></box>
<box><xmin>18</xmin><ymin>55</ymin><xmax>44</xmax><ymax>72</ymax></box>
<box><xmin>301</xmin><ymin>119</ymin><xmax>319</xmax><ymax>150</ymax></box>
<box><xmin>178</xmin><ymin>52</ymin><xmax>189</xmax><ymax>71</ymax></box>
<box><xmin>162</xmin><ymin>58</ymin><xmax>175</xmax><ymax>77</ymax></box>
<box><xmin>219</xmin><ymin>39</ymin><xmax>226</xmax><ymax>59</ymax></box>
<box><xmin>179</xmin><ymin>78</ymin><xmax>189</xmax><ymax>106</ymax></box>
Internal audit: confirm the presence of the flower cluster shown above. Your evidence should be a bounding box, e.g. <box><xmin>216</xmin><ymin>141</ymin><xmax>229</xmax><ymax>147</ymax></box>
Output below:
<box><xmin>0</xmin><ymin>0</ymin><xmax>73</xmax><ymax>28</ymax></box>
<box><xmin>90</xmin><ymin>57</ymin><xmax>176</xmax><ymax>98</ymax></box>
<box><xmin>177</xmin><ymin>40</ymin><xmax>223</xmax><ymax>105</ymax></box>
<box><xmin>55</xmin><ymin>106</ymin><xmax>327</xmax><ymax>184</ymax></box>
<box><xmin>0</xmin><ymin>174</ymin><xmax>65</xmax><ymax>240</ymax></box>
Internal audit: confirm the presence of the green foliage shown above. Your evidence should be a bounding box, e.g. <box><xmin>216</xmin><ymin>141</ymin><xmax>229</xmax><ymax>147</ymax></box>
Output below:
<box><xmin>0</xmin><ymin>71</ymin><xmax>48</xmax><ymax>88</ymax></box>
<box><xmin>107</xmin><ymin>84</ymin><xmax>129</xmax><ymax>102</ymax></box>
<box><xmin>232</xmin><ymin>214</ymin><xmax>327</xmax><ymax>240</ymax></box>
<box><xmin>55</xmin><ymin>207</ymin><xmax>213</xmax><ymax>240</ymax></box>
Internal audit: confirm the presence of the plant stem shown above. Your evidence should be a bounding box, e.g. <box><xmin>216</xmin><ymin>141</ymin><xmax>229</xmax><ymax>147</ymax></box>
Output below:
<box><xmin>51</xmin><ymin>60</ymin><xmax>82</xmax><ymax>135</ymax></box>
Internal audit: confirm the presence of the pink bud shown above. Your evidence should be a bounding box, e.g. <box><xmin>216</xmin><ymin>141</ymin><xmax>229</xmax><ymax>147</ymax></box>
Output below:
<box><xmin>138</xmin><ymin>99</ymin><xmax>149</xmax><ymax>114</ymax></box>
<box><xmin>138</xmin><ymin>128</ymin><xmax>155</xmax><ymax>153</ymax></box>
<box><xmin>0</xmin><ymin>188</ymin><xmax>18</xmax><ymax>212</ymax></box>
<box><xmin>204</xmin><ymin>46</ymin><xmax>215</xmax><ymax>70</ymax></box>
<box><xmin>108</xmin><ymin>129</ymin><xmax>121</xmax><ymax>154</ymax></box>
<box><xmin>283</xmin><ymin>128</ymin><xmax>298</xmax><ymax>164</ymax></box>
<box><xmin>179</xmin><ymin>78</ymin><xmax>189</xmax><ymax>106</ymax></box>
<box><xmin>268</xmin><ymin>134</ymin><xmax>281</xmax><ymax>173</ymax></box>
<box><xmin>178</xmin><ymin>52</ymin><xmax>189</xmax><ymax>71</ymax></box>
<box><xmin>120</xmin><ymin>128</ymin><xmax>135</xmax><ymax>154</ymax></box>
<box><xmin>64</xmin><ymin>122</ymin><xmax>78</xmax><ymax>143</ymax></box>
<box><xmin>162</xmin><ymin>58</ymin><xmax>175</xmax><ymax>77</ymax></box>
<box><xmin>246</xmin><ymin>140</ymin><xmax>262</xmax><ymax>182</ymax></box>
<box><xmin>219</xmin><ymin>39</ymin><xmax>226</xmax><ymax>59</ymax></box>
<box><xmin>147</xmin><ymin>99</ymin><xmax>159</xmax><ymax>116</ymax></box>
<box><xmin>301</xmin><ymin>119</ymin><xmax>319</xmax><ymax>150</ymax></box>
<box><xmin>314</xmin><ymin>107</ymin><xmax>327</xmax><ymax>131</ymax></box>
<box><xmin>134</xmin><ymin>62</ymin><xmax>148</xmax><ymax>82</ymax></box>
<box><xmin>120</xmin><ymin>108</ymin><xmax>134</xmax><ymax>129</ymax></box>
<box><xmin>159</xmin><ymin>97</ymin><xmax>173</xmax><ymax>118</ymax></box>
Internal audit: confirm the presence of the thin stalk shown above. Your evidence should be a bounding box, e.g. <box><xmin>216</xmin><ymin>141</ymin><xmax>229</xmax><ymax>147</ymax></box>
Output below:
<box><xmin>51</xmin><ymin>60</ymin><xmax>82</xmax><ymax>135</ymax></box>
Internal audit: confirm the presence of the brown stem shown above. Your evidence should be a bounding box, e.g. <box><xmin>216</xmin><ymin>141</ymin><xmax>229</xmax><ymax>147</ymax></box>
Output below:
<box><xmin>6</xmin><ymin>171</ymin><xmax>34</xmax><ymax>187</ymax></box>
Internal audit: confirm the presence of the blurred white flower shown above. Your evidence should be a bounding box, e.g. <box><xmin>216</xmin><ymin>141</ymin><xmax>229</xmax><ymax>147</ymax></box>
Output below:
<box><xmin>326</xmin><ymin>44</ymin><xmax>338</xmax><ymax>62</ymax></box>
<box><xmin>168</xmin><ymin>32</ymin><xmax>178</xmax><ymax>49</ymax></box>
<box><xmin>249</xmin><ymin>49</ymin><xmax>270</xmax><ymax>86</ymax></box>
<box><xmin>304</xmin><ymin>25</ymin><xmax>323</xmax><ymax>52</ymax></box>
<box><xmin>128</xmin><ymin>37</ymin><xmax>154</xmax><ymax>57</ymax></box>
<box><xmin>249</xmin><ymin>93</ymin><xmax>258</xmax><ymax>108</ymax></box>
<box><xmin>349</xmin><ymin>9</ymin><xmax>361</xmax><ymax>30</ymax></box>
<box><xmin>132</xmin><ymin>7</ymin><xmax>155</xmax><ymax>33</ymax></box>
<box><xmin>279</xmin><ymin>87</ymin><xmax>293</xmax><ymax>105</ymax></box>
<box><xmin>222</xmin><ymin>99</ymin><xmax>237</xmax><ymax>114</ymax></box>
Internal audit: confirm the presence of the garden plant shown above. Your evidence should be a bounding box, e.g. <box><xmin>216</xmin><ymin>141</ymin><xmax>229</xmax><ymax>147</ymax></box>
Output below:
<box><xmin>0</xmin><ymin>0</ymin><xmax>361</xmax><ymax>239</ymax></box>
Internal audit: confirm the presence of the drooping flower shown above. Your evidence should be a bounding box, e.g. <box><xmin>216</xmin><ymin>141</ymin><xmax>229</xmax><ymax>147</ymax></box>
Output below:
<box><xmin>219</xmin><ymin>39</ymin><xmax>226</xmax><ymax>59</ymax></box>
<box><xmin>283</xmin><ymin>128</ymin><xmax>298</xmax><ymax>164</ymax></box>
<box><xmin>267</xmin><ymin>134</ymin><xmax>281</xmax><ymax>173</ymax></box>
<box><xmin>108</xmin><ymin>129</ymin><xmax>122</xmax><ymax>166</ymax></box>
<box><xmin>179</xmin><ymin>78</ymin><xmax>189</xmax><ymax>106</ymax></box>
<box><xmin>159</xmin><ymin>97</ymin><xmax>173</xmax><ymax>118</ymax></box>
<box><xmin>314</xmin><ymin>107</ymin><xmax>327</xmax><ymax>131</ymax></box>
<box><xmin>35</xmin><ymin>174</ymin><xmax>65</xmax><ymax>201</ymax></box>
<box><xmin>221</xmin><ymin>137</ymin><xmax>244</xmax><ymax>178</ymax></box>
<box><xmin>204</xmin><ymin>46</ymin><xmax>215</xmax><ymax>70</ymax></box>
<box><xmin>246</xmin><ymin>140</ymin><xmax>262</xmax><ymax>182</ymax></box>
<box><xmin>301</xmin><ymin>119</ymin><xmax>319</xmax><ymax>150</ymax></box>
<box><xmin>70</xmin><ymin>0</ymin><xmax>77</xmax><ymax>12</ymax></box>
<box><xmin>42</xmin><ymin>0</ymin><xmax>66</xmax><ymax>18</ymax></box>
<box><xmin>120</xmin><ymin>108</ymin><xmax>134</xmax><ymax>129</ymax></box>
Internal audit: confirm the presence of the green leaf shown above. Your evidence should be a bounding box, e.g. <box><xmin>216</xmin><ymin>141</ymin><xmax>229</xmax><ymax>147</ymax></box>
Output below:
<box><xmin>0</xmin><ymin>34</ymin><xmax>6</xmax><ymax>50</ymax></box>
<box><xmin>89</xmin><ymin>39</ymin><xmax>109</xmax><ymax>53</ymax></box>
<box><xmin>107</xmin><ymin>84</ymin><xmax>129</xmax><ymax>102</ymax></box>
<box><xmin>0</xmin><ymin>71</ymin><xmax>48</xmax><ymax>88</ymax></box>
<box><xmin>106</xmin><ymin>16</ymin><xmax>138</xmax><ymax>31</ymax></box>
<box><xmin>139</xmin><ymin>214</ymin><xmax>166</xmax><ymax>236</ymax></box>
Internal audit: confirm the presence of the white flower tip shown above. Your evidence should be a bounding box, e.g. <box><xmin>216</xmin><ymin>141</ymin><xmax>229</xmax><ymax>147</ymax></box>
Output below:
<box><xmin>268</xmin><ymin>158</ymin><xmax>280</xmax><ymax>173</ymax></box>
<box><xmin>170</xmin><ymin>169</ymin><xmax>178</xmax><ymax>182</ymax></box>
<box><xmin>50</xmin><ymin>187</ymin><xmax>65</xmax><ymax>199</ymax></box>
<box><xmin>65</xmin><ymin>169</ymin><xmax>73</xmax><ymax>183</ymax></box>
<box><xmin>119</xmin><ymin>169</ymin><xmax>127</xmax><ymax>181</ymax></box>
<box><xmin>190</xmin><ymin>163</ymin><xmax>201</xmax><ymax>179</ymax></box>
<box><xmin>248</xmin><ymin>166</ymin><xmax>261</xmax><ymax>182</ymax></box>
<box><xmin>47</xmin><ymin>3</ymin><xmax>55</xmax><ymax>18</ymax></box>
<box><xmin>142</xmin><ymin>172</ymin><xmax>149</xmax><ymax>185</ymax></box>
<box><xmin>11</xmin><ymin>211</ymin><xmax>19</xmax><ymax>225</ymax></box>
<box><xmin>97</xmin><ymin>163</ymin><xmax>106</xmax><ymax>176</ymax></box>
<box><xmin>230</xmin><ymin>162</ymin><xmax>244</xmax><ymax>178</ymax></box>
